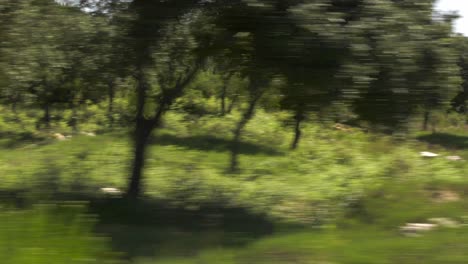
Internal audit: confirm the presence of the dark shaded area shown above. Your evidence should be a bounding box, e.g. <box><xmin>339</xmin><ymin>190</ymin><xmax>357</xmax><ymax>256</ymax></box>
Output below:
<box><xmin>0</xmin><ymin>187</ymin><xmax>275</xmax><ymax>261</ymax></box>
<box><xmin>151</xmin><ymin>134</ymin><xmax>281</xmax><ymax>155</ymax></box>
<box><xmin>417</xmin><ymin>133</ymin><xmax>468</xmax><ymax>149</ymax></box>
<box><xmin>89</xmin><ymin>198</ymin><xmax>274</xmax><ymax>260</ymax></box>
<box><xmin>0</xmin><ymin>189</ymin><xmax>31</xmax><ymax>209</ymax></box>
<box><xmin>0</xmin><ymin>132</ymin><xmax>48</xmax><ymax>149</ymax></box>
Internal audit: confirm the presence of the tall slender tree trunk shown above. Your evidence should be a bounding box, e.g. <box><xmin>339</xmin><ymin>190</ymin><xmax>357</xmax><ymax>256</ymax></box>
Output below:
<box><xmin>11</xmin><ymin>98</ymin><xmax>19</xmax><ymax>121</ymax></box>
<box><xmin>11</xmin><ymin>97</ymin><xmax>25</xmax><ymax>130</ymax></box>
<box><xmin>11</xmin><ymin>99</ymin><xmax>17</xmax><ymax>114</ymax></box>
<box><xmin>220</xmin><ymin>84</ymin><xmax>227</xmax><ymax>116</ymax></box>
<box><xmin>108</xmin><ymin>79</ymin><xmax>115</xmax><ymax>127</ymax></box>
<box><xmin>220</xmin><ymin>73</ymin><xmax>233</xmax><ymax>116</ymax></box>
<box><xmin>44</xmin><ymin>103</ymin><xmax>51</xmax><ymax>129</ymax></box>
<box><xmin>230</xmin><ymin>94</ymin><xmax>262</xmax><ymax>172</ymax></box>
<box><xmin>127</xmin><ymin>68</ymin><xmax>150</xmax><ymax>199</ymax></box>
<box><xmin>70</xmin><ymin>104</ymin><xmax>78</xmax><ymax>132</ymax></box>
<box><xmin>422</xmin><ymin>110</ymin><xmax>430</xmax><ymax>131</ymax></box>
<box><xmin>291</xmin><ymin>110</ymin><xmax>304</xmax><ymax>150</ymax></box>
<box><xmin>465</xmin><ymin>109</ymin><xmax>468</xmax><ymax>125</ymax></box>
<box><xmin>127</xmin><ymin>117</ymin><xmax>153</xmax><ymax>198</ymax></box>
<box><xmin>227</xmin><ymin>94</ymin><xmax>238</xmax><ymax>114</ymax></box>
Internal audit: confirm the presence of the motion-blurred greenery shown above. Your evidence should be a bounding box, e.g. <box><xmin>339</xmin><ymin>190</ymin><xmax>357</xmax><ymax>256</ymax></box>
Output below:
<box><xmin>0</xmin><ymin>104</ymin><xmax>467</xmax><ymax>263</ymax></box>
<box><xmin>1</xmin><ymin>1</ymin><xmax>467</xmax><ymax>262</ymax></box>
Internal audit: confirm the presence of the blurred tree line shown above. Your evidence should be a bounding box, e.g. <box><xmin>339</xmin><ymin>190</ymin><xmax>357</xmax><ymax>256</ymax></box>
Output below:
<box><xmin>0</xmin><ymin>0</ymin><xmax>467</xmax><ymax>198</ymax></box>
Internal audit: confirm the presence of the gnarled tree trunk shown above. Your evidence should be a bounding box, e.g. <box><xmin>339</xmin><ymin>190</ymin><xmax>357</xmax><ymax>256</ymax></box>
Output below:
<box><xmin>227</xmin><ymin>94</ymin><xmax>239</xmax><ymax>114</ymax></box>
<box><xmin>126</xmin><ymin>61</ymin><xmax>202</xmax><ymax>199</ymax></box>
<box><xmin>220</xmin><ymin>72</ymin><xmax>233</xmax><ymax>116</ymax></box>
<box><xmin>230</xmin><ymin>91</ymin><xmax>263</xmax><ymax>172</ymax></box>
<box><xmin>291</xmin><ymin>109</ymin><xmax>304</xmax><ymax>150</ymax></box>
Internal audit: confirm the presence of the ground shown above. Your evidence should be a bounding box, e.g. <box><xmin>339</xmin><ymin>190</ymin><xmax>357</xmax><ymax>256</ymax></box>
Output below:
<box><xmin>0</xmin><ymin>111</ymin><xmax>467</xmax><ymax>263</ymax></box>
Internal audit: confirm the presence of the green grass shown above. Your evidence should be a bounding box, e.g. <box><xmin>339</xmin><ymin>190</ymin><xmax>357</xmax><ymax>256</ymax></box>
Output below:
<box><xmin>0</xmin><ymin>203</ymin><xmax>120</xmax><ymax>264</ymax></box>
<box><xmin>1</xmin><ymin>110</ymin><xmax>467</xmax><ymax>221</ymax></box>
<box><xmin>134</xmin><ymin>225</ymin><xmax>468</xmax><ymax>264</ymax></box>
<box><xmin>132</xmin><ymin>180</ymin><xmax>468</xmax><ymax>263</ymax></box>
<box><xmin>0</xmin><ymin>109</ymin><xmax>467</xmax><ymax>263</ymax></box>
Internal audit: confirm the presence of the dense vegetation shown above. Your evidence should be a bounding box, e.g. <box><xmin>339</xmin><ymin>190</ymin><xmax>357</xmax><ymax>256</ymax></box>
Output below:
<box><xmin>0</xmin><ymin>0</ymin><xmax>467</xmax><ymax>263</ymax></box>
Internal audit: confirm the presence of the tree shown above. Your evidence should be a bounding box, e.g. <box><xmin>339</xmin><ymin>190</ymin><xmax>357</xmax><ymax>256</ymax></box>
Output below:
<box><xmin>213</xmin><ymin>0</ymin><xmax>357</xmax><ymax>151</ymax></box>
<box><xmin>1</xmin><ymin>0</ymin><xmax>99</xmax><ymax>128</ymax></box>
<box><xmin>70</xmin><ymin>0</ymin><xmax>228</xmax><ymax>198</ymax></box>
<box><xmin>339</xmin><ymin>0</ymin><xmax>460</xmax><ymax>133</ymax></box>
<box><xmin>451</xmin><ymin>36</ymin><xmax>468</xmax><ymax>120</ymax></box>
<box><xmin>280</xmin><ymin>0</ymin><xmax>351</xmax><ymax>148</ymax></box>
<box><xmin>121</xmin><ymin>0</ymin><xmax>217</xmax><ymax>198</ymax></box>
<box><xmin>229</xmin><ymin>74</ymin><xmax>271</xmax><ymax>172</ymax></box>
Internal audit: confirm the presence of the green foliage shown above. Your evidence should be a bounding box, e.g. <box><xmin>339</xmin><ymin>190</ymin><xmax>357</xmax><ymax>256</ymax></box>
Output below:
<box><xmin>0</xmin><ymin>107</ymin><xmax>467</xmax><ymax>263</ymax></box>
<box><xmin>344</xmin><ymin>0</ymin><xmax>461</xmax><ymax>130</ymax></box>
<box><xmin>1</xmin><ymin>0</ymin><xmax>468</xmax><ymax>262</ymax></box>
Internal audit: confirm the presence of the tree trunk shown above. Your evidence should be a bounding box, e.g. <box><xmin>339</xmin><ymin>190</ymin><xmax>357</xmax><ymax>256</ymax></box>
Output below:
<box><xmin>44</xmin><ymin>104</ymin><xmax>51</xmax><ymax>129</ymax></box>
<box><xmin>291</xmin><ymin>110</ymin><xmax>304</xmax><ymax>150</ymax></box>
<box><xmin>70</xmin><ymin>105</ymin><xmax>78</xmax><ymax>132</ymax></box>
<box><xmin>422</xmin><ymin>110</ymin><xmax>430</xmax><ymax>131</ymax></box>
<box><xmin>11</xmin><ymin>99</ymin><xmax>17</xmax><ymax>114</ymax></box>
<box><xmin>126</xmin><ymin>68</ymin><xmax>150</xmax><ymax>199</ymax></box>
<box><xmin>230</xmin><ymin>94</ymin><xmax>261</xmax><ymax>172</ymax></box>
<box><xmin>127</xmin><ymin>118</ymin><xmax>153</xmax><ymax>198</ymax></box>
<box><xmin>227</xmin><ymin>94</ymin><xmax>238</xmax><ymax>114</ymax></box>
<box><xmin>220</xmin><ymin>85</ymin><xmax>226</xmax><ymax>116</ymax></box>
<box><xmin>126</xmin><ymin>60</ymin><xmax>202</xmax><ymax>198</ymax></box>
<box><xmin>466</xmin><ymin>110</ymin><xmax>468</xmax><ymax>125</ymax></box>
<box><xmin>11</xmin><ymin>98</ymin><xmax>26</xmax><ymax>130</ymax></box>
<box><xmin>220</xmin><ymin>73</ymin><xmax>233</xmax><ymax>116</ymax></box>
<box><xmin>108</xmin><ymin>79</ymin><xmax>115</xmax><ymax>127</ymax></box>
<box><xmin>11</xmin><ymin>99</ymin><xmax>19</xmax><ymax>121</ymax></box>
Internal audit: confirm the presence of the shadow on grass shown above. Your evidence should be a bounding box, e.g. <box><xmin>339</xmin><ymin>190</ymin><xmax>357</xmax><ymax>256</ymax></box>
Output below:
<box><xmin>0</xmin><ymin>188</ymin><xmax>274</xmax><ymax>261</ymax></box>
<box><xmin>151</xmin><ymin>134</ymin><xmax>281</xmax><ymax>155</ymax></box>
<box><xmin>0</xmin><ymin>131</ymin><xmax>48</xmax><ymax>149</ymax></box>
<box><xmin>89</xmin><ymin>198</ymin><xmax>275</xmax><ymax>260</ymax></box>
<box><xmin>416</xmin><ymin>133</ymin><xmax>468</xmax><ymax>150</ymax></box>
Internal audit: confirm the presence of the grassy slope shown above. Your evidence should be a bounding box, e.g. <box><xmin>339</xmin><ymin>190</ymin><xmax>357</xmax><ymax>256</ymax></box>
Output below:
<box><xmin>0</xmin><ymin>110</ymin><xmax>467</xmax><ymax>263</ymax></box>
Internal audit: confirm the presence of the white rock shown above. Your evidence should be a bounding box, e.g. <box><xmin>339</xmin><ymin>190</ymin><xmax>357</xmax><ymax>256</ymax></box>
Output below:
<box><xmin>81</xmin><ymin>132</ymin><xmax>96</xmax><ymax>137</ymax></box>
<box><xmin>233</xmin><ymin>32</ymin><xmax>251</xmax><ymax>38</ymax></box>
<box><xmin>446</xmin><ymin>156</ymin><xmax>462</xmax><ymax>161</ymax></box>
<box><xmin>100</xmin><ymin>187</ymin><xmax>122</xmax><ymax>195</ymax></box>
<box><xmin>420</xmin><ymin>151</ymin><xmax>439</xmax><ymax>157</ymax></box>
<box><xmin>53</xmin><ymin>133</ymin><xmax>66</xmax><ymax>141</ymax></box>
<box><xmin>402</xmin><ymin>223</ymin><xmax>437</xmax><ymax>231</ymax></box>
<box><xmin>428</xmin><ymin>218</ymin><xmax>460</xmax><ymax>228</ymax></box>
<box><xmin>400</xmin><ymin>223</ymin><xmax>437</xmax><ymax>236</ymax></box>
